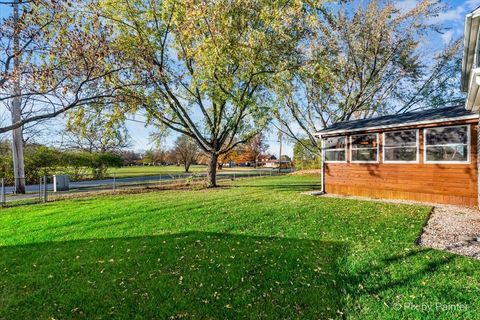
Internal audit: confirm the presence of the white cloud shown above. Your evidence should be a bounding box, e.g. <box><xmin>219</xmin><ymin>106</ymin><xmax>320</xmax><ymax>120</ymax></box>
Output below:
<box><xmin>440</xmin><ymin>30</ymin><xmax>454</xmax><ymax>44</ymax></box>
<box><xmin>395</xmin><ymin>0</ymin><xmax>420</xmax><ymax>14</ymax></box>
<box><xmin>430</xmin><ymin>7</ymin><xmax>465</xmax><ymax>24</ymax></box>
<box><xmin>396</xmin><ymin>1</ymin><xmax>466</xmax><ymax>25</ymax></box>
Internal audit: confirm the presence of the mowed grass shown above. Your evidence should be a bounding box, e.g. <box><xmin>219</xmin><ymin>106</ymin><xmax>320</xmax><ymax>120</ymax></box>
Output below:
<box><xmin>107</xmin><ymin>164</ymin><xmax>207</xmax><ymax>178</ymax></box>
<box><xmin>0</xmin><ymin>176</ymin><xmax>479</xmax><ymax>319</ymax></box>
<box><xmin>106</xmin><ymin>165</ymin><xmax>266</xmax><ymax>178</ymax></box>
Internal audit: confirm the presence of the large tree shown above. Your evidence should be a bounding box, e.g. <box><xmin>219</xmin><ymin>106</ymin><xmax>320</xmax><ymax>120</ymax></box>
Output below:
<box><xmin>99</xmin><ymin>0</ymin><xmax>317</xmax><ymax>186</ymax></box>
<box><xmin>0</xmin><ymin>0</ymin><xmax>130</xmax><ymax>192</ymax></box>
<box><xmin>275</xmin><ymin>0</ymin><xmax>465</xmax><ymax>153</ymax></box>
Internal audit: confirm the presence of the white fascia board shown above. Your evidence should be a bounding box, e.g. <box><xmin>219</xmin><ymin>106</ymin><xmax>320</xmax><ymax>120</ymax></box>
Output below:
<box><xmin>315</xmin><ymin>114</ymin><xmax>479</xmax><ymax>138</ymax></box>
<box><xmin>466</xmin><ymin>68</ymin><xmax>480</xmax><ymax>112</ymax></box>
<box><xmin>462</xmin><ymin>15</ymin><xmax>473</xmax><ymax>91</ymax></box>
<box><xmin>462</xmin><ymin>12</ymin><xmax>480</xmax><ymax>92</ymax></box>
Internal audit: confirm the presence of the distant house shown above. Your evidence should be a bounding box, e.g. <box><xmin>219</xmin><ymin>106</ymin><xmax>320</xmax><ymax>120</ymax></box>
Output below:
<box><xmin>257</xmin><ymin>154</ymin><xmax>277</xmax><ymax>167</ymax></box>
<box><xmin>264</xmin><ymin>159</ymin><xmax>292</xmax><ymax>169</ymax></box>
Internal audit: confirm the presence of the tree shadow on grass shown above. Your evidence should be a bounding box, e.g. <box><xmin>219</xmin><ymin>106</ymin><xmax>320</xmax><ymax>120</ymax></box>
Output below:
<box><xmin>342</xmin><ymin>247</ymin><xmax>479</xmax><ymax>319</ymax></box>
<box><xmin>0</xmin><ymin>232</ymin><xmax>348</xmax><ymax>320</ymax></box>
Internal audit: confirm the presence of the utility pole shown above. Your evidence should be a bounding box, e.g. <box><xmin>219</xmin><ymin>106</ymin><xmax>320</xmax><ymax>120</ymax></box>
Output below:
<box><xmin>278</xmin><ymin>129</ymin><xmax>283</xmax><ymax>173</ymax></box>
<box><xmin>11</xmin><ymin>0</ymin><xmax>26</xmax><ymax>194</ymax></box>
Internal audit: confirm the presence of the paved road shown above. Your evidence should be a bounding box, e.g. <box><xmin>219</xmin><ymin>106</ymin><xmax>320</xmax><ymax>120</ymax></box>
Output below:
<box><xmin>3</xmin><ymin>169</ymin><xmax>285</xmax><ymax>202</ymax></box>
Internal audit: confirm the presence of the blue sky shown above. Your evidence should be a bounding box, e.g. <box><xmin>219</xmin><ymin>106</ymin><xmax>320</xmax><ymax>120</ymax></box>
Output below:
<box><xmin>0</xmin><ymin>0</ymin><xmax>478</xmax><ymax>157</ymax></box>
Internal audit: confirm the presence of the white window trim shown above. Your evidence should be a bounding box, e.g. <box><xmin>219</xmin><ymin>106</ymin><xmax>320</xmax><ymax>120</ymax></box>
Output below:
<box><xmin>323</xmin><ymin>136</ymin><xmax>347</xmax><ymax>163</ymax></box>
<box><xmin>350</xmin><ymin>133</ymin><xmax>379</xmax><ymax>164</ymax></box>
<box><xmin>382</xmin><ymin>129</ymin><xmax>419</xmax><ymax>164</ymax></box>
<box><xmin>423</xmin><ymin>124</ymin><xmax>471</xmax><ymax>164</ymax></box>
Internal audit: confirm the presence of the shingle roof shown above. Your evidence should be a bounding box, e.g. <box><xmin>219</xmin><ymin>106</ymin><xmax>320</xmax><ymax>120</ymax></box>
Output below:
<box><xmin>316</xmin><ymin>105</ymin><xmax>477</xmax><ymax>136</ymax></box>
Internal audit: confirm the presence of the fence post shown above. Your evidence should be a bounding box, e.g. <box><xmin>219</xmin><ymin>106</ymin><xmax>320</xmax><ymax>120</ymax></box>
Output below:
<box><xmin>38</xmin><ymin>177</ymin><xmax>42</xmax><ymax>202</ymax></box>
<box><xmin>42</xmin><ymin>176</ymin><xmax>48</xmax><ymax>203</ymax></box>
<box><xmin>0</xmin><ymin>178</ymin><xmax>5</xmax><ymax>206</ymax></box>
<box><xmin>113</xmin><ymin>173</ymin><xmax>116</xmax><ymax>192</ymax></box>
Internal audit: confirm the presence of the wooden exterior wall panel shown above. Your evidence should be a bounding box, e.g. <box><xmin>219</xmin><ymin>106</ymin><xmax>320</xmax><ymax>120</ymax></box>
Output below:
<box><xmin>324</xmin><ymin>120</ymin><xmax>478</xmax><ymax>207</ymax></box>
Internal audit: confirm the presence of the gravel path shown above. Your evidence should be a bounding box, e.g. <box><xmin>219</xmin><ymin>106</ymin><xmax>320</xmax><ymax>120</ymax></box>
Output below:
<box><xmin>418</xmin><ymin>205</ymin><xmax>480</xmax><ymax>260</ymax></box>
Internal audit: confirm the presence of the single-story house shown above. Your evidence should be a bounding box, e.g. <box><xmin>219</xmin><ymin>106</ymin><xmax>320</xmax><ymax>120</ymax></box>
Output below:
<box><xmin>314</xmin><ymin>6</ymin><xmax>480</xmax><ymax>208</ymax></box>
<box><xmin>316</xmin><ymin>105</ymin><xmax>479</xmax><ymax>207</ymax></box>
<box><xmin>264</xmin><ymin>159</ymin><xmax>292</xmax><ymax>169</ymax></box>
<box><xmin>257</xmin><ymin>155</ymin><xmax>277</xmax><ymax>166</ymax></box>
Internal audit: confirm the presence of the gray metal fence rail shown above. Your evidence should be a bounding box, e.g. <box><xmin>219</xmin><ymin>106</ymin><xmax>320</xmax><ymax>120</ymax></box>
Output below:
<box><xmin>0</xmin><ymin>168</ymin><xmax>294</xmax><ymax>206</ymax></box>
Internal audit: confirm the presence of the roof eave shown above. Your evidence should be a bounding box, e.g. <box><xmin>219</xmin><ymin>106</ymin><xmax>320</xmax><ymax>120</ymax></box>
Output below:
<box><xmin>466</xmin><ymin>68</ymin><xmax>480</xmax><ymax>111</ymax></box>
<box><xmin>315</xmin><ymin>114</ymin><xmax>479</xmax><ymax>138</ymax></box>
<box><xmin>461</xmin><ymin>9</ymin><xmax>480</xmax><ymax>92</ymax></box>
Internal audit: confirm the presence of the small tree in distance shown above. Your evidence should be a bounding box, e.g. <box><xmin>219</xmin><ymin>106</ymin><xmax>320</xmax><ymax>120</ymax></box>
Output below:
<box><xmin>174</xmin><ymin>135</ymin><xmax>200</xmax><ymax>173</ymax></box>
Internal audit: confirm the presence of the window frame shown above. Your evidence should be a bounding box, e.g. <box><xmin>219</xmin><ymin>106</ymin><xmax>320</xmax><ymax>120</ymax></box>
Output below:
<box><xmin>350</xmin><ymin>133</ymin><xmax>379</xmax><ymax>164</ymax></box>
<box><xmin>423</xmin><ymin>124</ymin><xmax>471</xmax><ymax>164</ymax></box>
<box><xmin>382</xmin><ymin>129</ymin><xmax>419</xmax><ymax>164</ymax></box>
<box><xmin>323</xmin><ymin>136</ymin><xmax>347</xmax><ymax>163</ymax></box>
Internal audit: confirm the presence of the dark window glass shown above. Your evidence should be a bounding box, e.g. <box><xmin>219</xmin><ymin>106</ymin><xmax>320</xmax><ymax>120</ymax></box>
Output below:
<box><xmin>324</xmin><ymin>136</ymin><xmax>346</xmax><ymax>150</ymax></box>
<box><xmin>325</xmin><ymin>150</ymin><xmax>346</xmax><ymax>162</ymax></box>
<box><xmin>384</xmin><ymin>147</ymin><xmax>417</xmax><ymax>162</ymax></box>
<box><xmin>383</xmin><ymin>130</ymin><xmax>418</xmax><ymax>162</ymax></box>
<box><xmin>426</xmin><ymin>145</ymin><xmax>468</xmax><ymax>162</ymax></box>
<box><xmin>425</xmin><ymin>126</ymin><xmax>469</xmax><ymax>162</ymax></box>
<box><xmin>323</xmin><ymin>136</ymin><xmax>346</xmax><ymax>162</ymax></box>
<box><xmin>351</xmin><ymin>134</ymin><xmax>377</xmax><ymax>149</ymax></box>
<box><xmin>425</xmin><ymin>126</ymin><xmax>468</xmax><ymax>145</ymax></box>
<box><xmin>351</xmin><ymin>133</ymin><xmax>377</xmax><ymax>162</ymax></box>
<box><xmin>351</xmin><ymin>149</ymin><xmax>377</xmax><ymax>162</ymax></box>
<box><xmin>384</xmin><ymin>130</ymin><xmax>417</xmax><ymax>147</ymax></box>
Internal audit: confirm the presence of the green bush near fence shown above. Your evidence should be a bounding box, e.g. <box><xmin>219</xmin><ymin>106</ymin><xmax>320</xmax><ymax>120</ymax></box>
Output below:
<box><xmin>0</xmin><ymin>145</ymin><xmax>122</xmax><ymax>184</ymax></box>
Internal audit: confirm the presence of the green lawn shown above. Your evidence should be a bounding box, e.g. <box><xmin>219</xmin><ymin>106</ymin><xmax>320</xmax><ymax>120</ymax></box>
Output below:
<box><xmin>106</xmin><ymin>165</ymin><xmax>266</xmax><ymax>178</ymax></box>
<box><xmin>107</xmin><ymin>165</ymin><xmax>208</xmax><ymax>177</ymax></box>
<box><xmin>0</xmin><ymin>175</ymin><xmax>479</xmax><ymax>319</ymax></box>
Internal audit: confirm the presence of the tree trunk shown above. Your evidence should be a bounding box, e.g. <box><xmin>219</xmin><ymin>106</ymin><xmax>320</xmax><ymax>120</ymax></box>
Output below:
<box><xmin>207</xmin><ymin>153</ymin><xmax>218</xmax><ymax>187</ymax></box>
<box><xmin>11</xmin><ymin>126</ymin><xmax>25</xmax><ymax>193</ymax></box>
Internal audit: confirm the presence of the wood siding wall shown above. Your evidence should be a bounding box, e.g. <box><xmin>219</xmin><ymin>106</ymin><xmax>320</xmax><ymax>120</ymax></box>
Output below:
<box><xmin>324</xmin><ymin>120</ymin><xmax>478</xmax><ymax>207</ymax></box>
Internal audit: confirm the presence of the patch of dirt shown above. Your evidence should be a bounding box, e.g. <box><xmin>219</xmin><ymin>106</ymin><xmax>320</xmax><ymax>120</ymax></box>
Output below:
<box><xmin>318</xmin><ymin>193</ymin><xmax>436</xmax><ymax>206</ymax></box>
<box><xmin>418</xmin><ymin>205</ymin><xmax>480</xmax><ymax>260</ymax></box>
<box><xmin>288</xmin><ymin>169</ymin><xmax>321</xmax><ymax>176</ymax></box>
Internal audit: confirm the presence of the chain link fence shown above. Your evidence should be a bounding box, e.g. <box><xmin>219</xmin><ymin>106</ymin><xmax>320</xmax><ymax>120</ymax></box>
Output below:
<box><xmin>0</xmin><ymin>168</ymin><xmax>294</xmax><ymax>206</ymax></box>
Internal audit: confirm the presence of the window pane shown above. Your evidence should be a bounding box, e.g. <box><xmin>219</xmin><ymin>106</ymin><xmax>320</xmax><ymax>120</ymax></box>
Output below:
<box><xmin>426</xmin><ymin>146</ymin><xmax>468</xmax><ymax>162</ymax></box>
<box><xmin>351</xmin><ymin>134</ymin><xmax>377</xmax><ymax>149</ymax></box>
<box><xmin>384</xmin><ymin>147</ymin><xmax>417</xmax><ymax>162</ymax></box>
<box><xmin>325</xmin><ymin>150</ymin><xmax>345</xmax><ymax>162</ymax></box>
<box><xmin>426</xmin><ymin>126</ymin><xmax>468</xmax><ymax>145</ymax></box>
<box><xmin>384</xmin><ymin>130</ymin><xmax>417</xmax><ymax>147</ymax></box>
<box><xmin>352</xmin><ymin>149</ymin><xmax>377</xmax><ymax>162</ymax></box>
<box><xmin>324</xmin><ymin>136</ymin><xmax>346</xmax><ymax>150</ymax></box>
